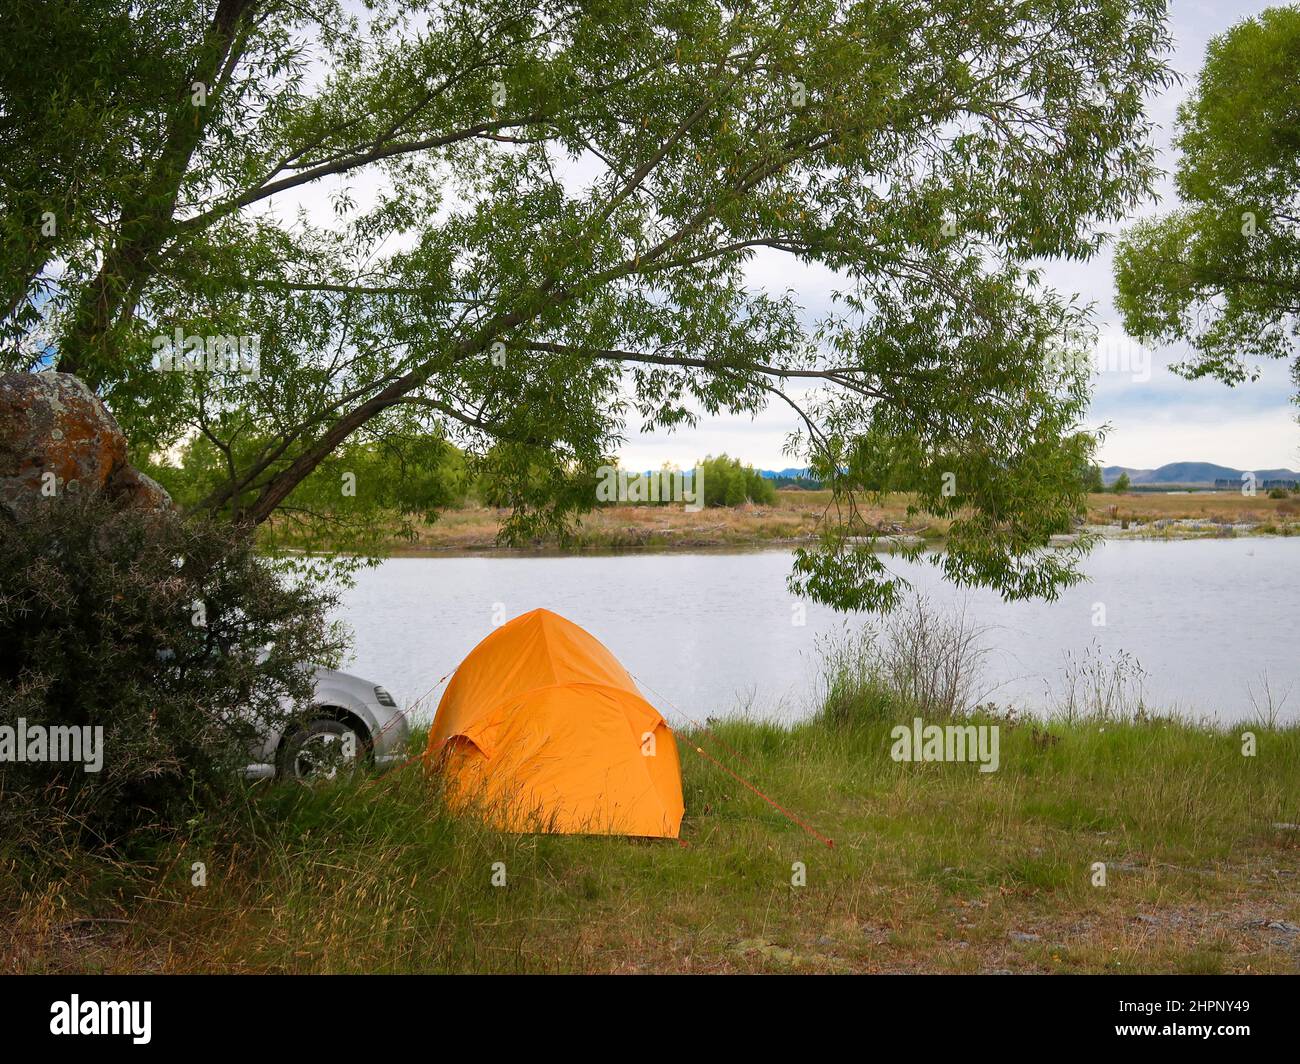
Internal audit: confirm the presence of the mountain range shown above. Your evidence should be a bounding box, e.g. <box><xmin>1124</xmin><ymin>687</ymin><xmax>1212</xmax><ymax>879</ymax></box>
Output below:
<box><xmin>758</xmin><ymin>467</ymin><xmax>814</xmax><ymax>480</ymax></box>
<box><xmin>756</xmin><ymin>463</ymin><xmax>1300</xmax><ymax>486</ymax></box>
<box><xmin>1101</xmin><ymin>462</ymin><xmax>1300</xmax><ymax>486</ymax></box>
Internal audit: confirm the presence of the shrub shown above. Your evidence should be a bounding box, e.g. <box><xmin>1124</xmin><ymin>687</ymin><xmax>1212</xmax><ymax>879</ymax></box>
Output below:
<box><xmin>814</xmin><ymin>596</ymin><xmax>990</xmax><ymax>727</ymax></box>
<box><xmin>699</xmin><ymin>454</ymin><xmax>777</xmax><ymax>507</ymax></box>
<box><xmin>0</xmin><ymin>495</ymin><xmax>346</xmax><ymax>854</ymax></box>
<box><xmin>874</xmin><ymin>597</ymin><xmax>990</xmax><ymax>717</ymax></box>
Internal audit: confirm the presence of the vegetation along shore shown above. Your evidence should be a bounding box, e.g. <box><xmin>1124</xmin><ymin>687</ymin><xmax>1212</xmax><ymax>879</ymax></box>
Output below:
<box><xmin>7</xmin><ymin>623</ymin><xmax>1298</xmax><ymax>975</ymax></box>
<box><xmin>351</xmin><ymin>489</ymin><xmax>1300</xmax><ymax>555</ymax></box>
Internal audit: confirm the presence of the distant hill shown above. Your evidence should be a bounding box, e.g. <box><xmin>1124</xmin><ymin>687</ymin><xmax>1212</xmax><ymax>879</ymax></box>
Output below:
<box><xmin>758</xmin><ymin>467</ymin><xmax>822</xmax><ymax>488</ymax></box>
<box><xmin>753</xmin><ymin>463</ymin><xmax>1299</xmax><ymax>490</ymax></box>
<box><xmin>1103</xmin><ymin>462</ymin><xmax>1300</xmax><ymax>486</ymax></box>
<box><xmin>755</xmin><ymin>463</ymin><xmax>1299</xmax><ymax>489</ymax></box>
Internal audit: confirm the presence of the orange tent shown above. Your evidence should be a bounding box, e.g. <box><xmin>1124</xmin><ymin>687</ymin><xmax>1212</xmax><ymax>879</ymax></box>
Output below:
<box><xmin>426</xmin><ymin>609</ymin><xmax>684</xmax><ymax>838</ymax></box>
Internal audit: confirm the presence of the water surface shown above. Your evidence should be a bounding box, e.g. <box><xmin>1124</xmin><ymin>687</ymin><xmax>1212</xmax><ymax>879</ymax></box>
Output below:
<box><xmin>336</xmin><ymin>539</ymin><xmax>1300</xmax><ymax>726</ymax></box>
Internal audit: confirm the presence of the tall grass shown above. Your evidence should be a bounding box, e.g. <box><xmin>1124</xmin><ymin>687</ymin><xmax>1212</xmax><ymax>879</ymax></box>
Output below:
<box><xmin>814</xmin><ymin>595</ymin><xmax>990</xmax><ymax>728</ymax></box>
<box><xmin>5</xmin><ymin>597</ymin><xmax>1299</xmax><ymax>974</ymax></box>
<box><xmin>1046</xmin><ymin>642</ymin><xmax>1150</xmax><ymax>723</ymax></box>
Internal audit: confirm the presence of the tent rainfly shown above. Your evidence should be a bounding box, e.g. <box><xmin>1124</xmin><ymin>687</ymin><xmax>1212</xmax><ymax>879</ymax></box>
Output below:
<box><xmin>426</xmin><ymin>609</ymin><xmax>684</xmax><ymax>838</ymax></box>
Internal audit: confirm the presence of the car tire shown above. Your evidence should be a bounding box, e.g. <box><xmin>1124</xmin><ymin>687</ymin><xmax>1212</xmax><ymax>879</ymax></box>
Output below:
<box><xmin>277</xmin><ymin>718</ymin><xmax>368</xmax><ymax>782</ymax></box>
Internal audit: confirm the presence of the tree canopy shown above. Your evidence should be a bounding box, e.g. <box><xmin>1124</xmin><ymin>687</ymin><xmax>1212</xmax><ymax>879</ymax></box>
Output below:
<box><xmin>1115</xmin><ymin>5</ymin><xmax>1300</xmax><ymax>399</ymax></box>
<box><xmin>1</xmin><ymin>0</ymin><xmax>1174</xmax><ymax>610</ymax></box>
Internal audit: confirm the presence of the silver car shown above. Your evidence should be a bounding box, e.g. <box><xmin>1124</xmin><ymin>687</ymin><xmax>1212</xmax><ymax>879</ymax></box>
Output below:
<box><xmin>245</xmin><ymin>667</ymin><xmax>411</xmax><ymax>781</ymax></box>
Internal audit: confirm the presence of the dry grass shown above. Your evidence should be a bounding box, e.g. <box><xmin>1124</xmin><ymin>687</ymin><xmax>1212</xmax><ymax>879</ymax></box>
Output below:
<box><xmin>334</xmin><ymin>489</ymin><xmax>1300</xmax><ymax>555</ymax></box>
<box><xmin>382</xmin><ymin>491</ymin><xmax>937</xmax><ymax>554</ymax></box>
<box><xmin>1083</xmin><ymin>491</ymin><xmax>1300</xmax><ymax>526</ymax></box>
<box><xmin>387</xmin><ymin>497</ymin><xmax>825</xmax><ymax>553</ymax></box>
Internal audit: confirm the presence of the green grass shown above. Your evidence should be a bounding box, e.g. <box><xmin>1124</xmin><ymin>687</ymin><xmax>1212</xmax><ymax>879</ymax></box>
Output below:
<box><xmin>7</xmin><ymin>701</ymin><xmax>1299</xmax><ymax>974</ymax></box>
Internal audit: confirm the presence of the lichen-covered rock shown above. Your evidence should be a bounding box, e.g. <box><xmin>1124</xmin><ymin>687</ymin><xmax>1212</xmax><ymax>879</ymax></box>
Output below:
<box><xmin>0</xmin><ymin>371</ymin><xmax>172</xmax><ymax>520</ymax></box>
<box><xmin>107</xmin><ymin>464</ymin><xmax>173</xmax><ymax>512</ymax></box>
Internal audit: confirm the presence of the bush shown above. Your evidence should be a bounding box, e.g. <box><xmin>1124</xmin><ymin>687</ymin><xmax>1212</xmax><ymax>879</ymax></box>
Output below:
<box><xmin>1267</xmin><ymin>487</ymin><xmax>1289</xmax><ymax>499</ymax></box>
<box><xmin>814</xmin><ymin>596</ymin><xmax>990</xmax><ymax>728</ymax></box>
<box><xmin>0</xmin><ymin>495</ymin><xmax>346</xmax><ymax>854</ymax></box>
<box><xmin>699</xmin><ymin>454</ymin><xmax>777</xmax><ymax>507</ymax></box>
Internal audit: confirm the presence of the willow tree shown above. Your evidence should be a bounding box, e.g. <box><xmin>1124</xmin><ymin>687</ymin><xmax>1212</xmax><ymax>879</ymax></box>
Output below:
<box><xmin>1</xmin><ymin>0</ymin><xmax>1172</xmax><ymax>610</ymax></box>
<box><xmin>1115</xmin><ymin>6</ymin><xmax>1300</xmax><ymax>405</ymax></box>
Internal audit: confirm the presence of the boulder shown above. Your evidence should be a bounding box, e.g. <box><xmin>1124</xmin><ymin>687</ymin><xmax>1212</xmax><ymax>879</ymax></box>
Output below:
<box><xmin>0</xmin><ymin>371</ymin><xmax>172</xmax><ymax>520</ymax></box>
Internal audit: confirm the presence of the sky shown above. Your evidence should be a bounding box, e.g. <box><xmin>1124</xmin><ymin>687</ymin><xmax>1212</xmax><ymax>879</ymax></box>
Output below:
<box><xmin>280</xmin><ymin>1</ymin><xmax>1298</xmax><ymax>474</ymax></box>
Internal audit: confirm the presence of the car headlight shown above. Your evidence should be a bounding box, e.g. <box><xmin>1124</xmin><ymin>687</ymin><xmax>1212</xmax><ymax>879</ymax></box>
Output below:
<box><xmin>374</xmin><ymin>686</ymin><xmax>397</xmax><ymax>707</ymax></box>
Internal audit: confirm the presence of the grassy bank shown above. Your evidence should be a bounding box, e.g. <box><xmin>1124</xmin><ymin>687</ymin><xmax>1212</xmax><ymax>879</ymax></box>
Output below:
<box><xmin>344</xmin><ymin>490</ymin><xmax>1300</xmax><ymax>555</ymax></box>
<box><xmin>7</xmin><ymin>701</ymin><xmax>1298</xmax><ymax>974</ymax></box>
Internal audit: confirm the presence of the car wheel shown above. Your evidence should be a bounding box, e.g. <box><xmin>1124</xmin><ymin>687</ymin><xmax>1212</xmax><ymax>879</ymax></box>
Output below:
<box><xmin>278</xmin><ymin>718</ymin><xmax>367</xmax><ymax>782</ymax></box>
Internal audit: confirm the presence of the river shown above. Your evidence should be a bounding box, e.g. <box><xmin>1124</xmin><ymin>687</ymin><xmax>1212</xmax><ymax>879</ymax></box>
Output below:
<box><xmin>335</xmin><ymin>538</ymin><xmax>1300</xmax><ymax>726</ymax></box>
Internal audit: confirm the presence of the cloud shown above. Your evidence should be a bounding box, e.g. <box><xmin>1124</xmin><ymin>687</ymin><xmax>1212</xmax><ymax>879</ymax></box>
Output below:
<box><xmin>1097</xmin><ymin>408</ymin><xmax>1299</xmax><ymax>469</ymax></box>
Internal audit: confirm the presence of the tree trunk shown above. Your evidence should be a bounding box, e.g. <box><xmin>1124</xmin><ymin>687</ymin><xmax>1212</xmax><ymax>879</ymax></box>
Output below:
<box><xmin>56</xmin><ymin>0</ymin><xmax>258</xmax><ymax>387</ymax></box>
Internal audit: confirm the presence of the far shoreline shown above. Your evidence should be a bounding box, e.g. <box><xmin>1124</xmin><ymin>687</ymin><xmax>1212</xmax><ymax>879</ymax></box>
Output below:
<box><xmin>267</xmin><ymin>489</ymin><xmax>1300</xmax><ymax>557</ymax></box>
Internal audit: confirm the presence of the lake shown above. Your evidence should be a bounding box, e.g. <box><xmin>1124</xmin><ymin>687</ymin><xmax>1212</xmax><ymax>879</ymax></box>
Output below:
<box><xmin>336</xmin><ymin>538</ymin><xmax>1300</xmax><ymax>726</ymax></box>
